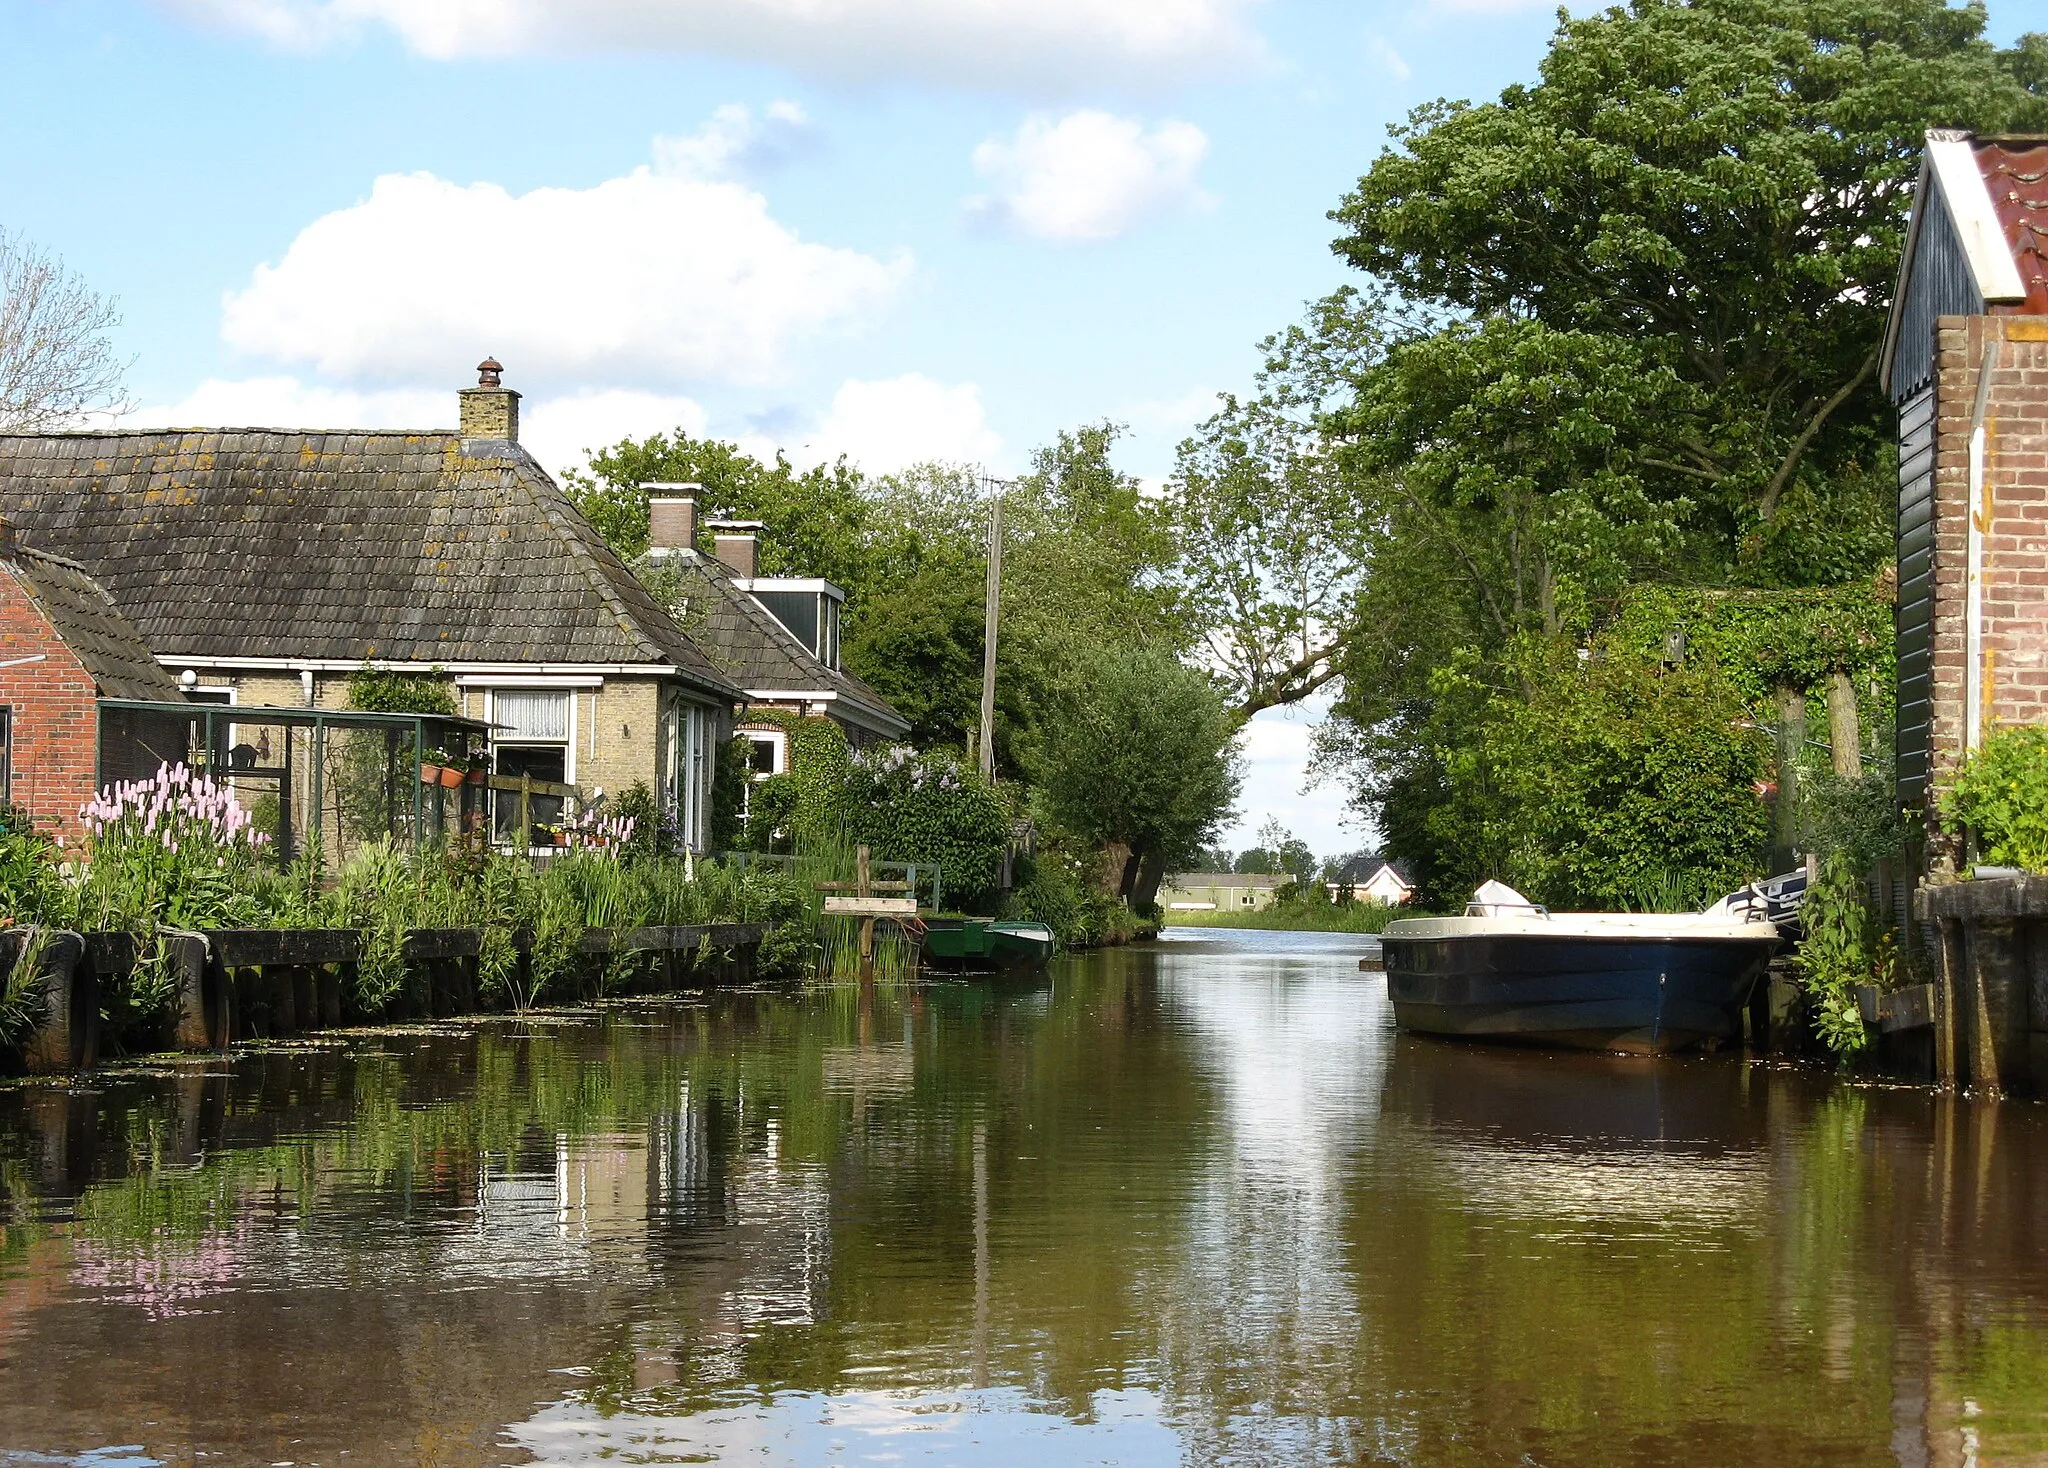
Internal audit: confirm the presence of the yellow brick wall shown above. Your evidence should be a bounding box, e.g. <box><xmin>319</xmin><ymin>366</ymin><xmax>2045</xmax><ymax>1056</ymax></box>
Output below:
<box><xmin>176</xmin><ymin>668</ymin><xmax>727</xmax><ymax>849</ymax></box>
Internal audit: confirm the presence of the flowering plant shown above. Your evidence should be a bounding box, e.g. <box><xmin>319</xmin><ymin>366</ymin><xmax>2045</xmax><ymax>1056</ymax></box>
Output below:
<box><xmin>564</xmin><ymin>808</ymin><xmax>636</xmax><ymax>852</ymax></box>
<box><xmin>74</xmin><ymin>765</ymin><xmax>272</xmax><ymax>1020</ymax></box>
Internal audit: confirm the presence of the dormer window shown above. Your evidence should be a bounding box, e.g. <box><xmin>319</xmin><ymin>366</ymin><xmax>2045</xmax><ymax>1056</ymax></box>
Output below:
<box><xmin>741</xmin><ymin>578</ymin><xmax>845</xmax><ymax>671</ymax></box>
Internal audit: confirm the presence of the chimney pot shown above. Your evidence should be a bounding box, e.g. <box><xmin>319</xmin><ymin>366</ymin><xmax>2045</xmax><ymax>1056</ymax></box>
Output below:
<box><xmin>459</xmin><ymin>359</ymin><xmax>520</xmax><ymax>442</ymax></box>
<box><xmin>707</xmin><ymin>520</ymin><xmax>763</xmax><ymax>579</ymax></box>
<box><xmin>645</xmin><ymin>485</ymin><xmax>701</xmax><ymax>553</ymax></box>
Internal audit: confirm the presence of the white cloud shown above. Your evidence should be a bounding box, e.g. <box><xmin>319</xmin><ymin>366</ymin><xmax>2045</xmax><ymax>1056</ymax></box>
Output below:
<box><xmin>126</xmin><ymin>376</ymin><xmax>707</xmax><ymax>481</ymax></box>
<box><xmin>653</xmin><ymin>101</ymin><xmax>818</xmax><ymax>182</ymax></box>
<box><xmin>160</xmin><ymin>0</ymin><xmax>1262</xmax><ymax>88</ymax></box>
<box><xmin>219</xmin><ymin>158</ymin><xmax>908</xmax><ymax>388</ymax></box>
<box><xmin>968</xmin><ymin>111</ymin><xmax>1213</xmax><ymax>243</ymax></box>
<box><xmin>523</xmin><ymin>389</ymin><xmax>709</xmax><ymax>478</ymax></box>
<box><xmin>1368</xmin><ymin>36</ymin><xmax>1411</xmax><ymax>80</ymax></box>
<box><xmin>129</xmin><ymin>376</ymin><xmax>447</xmax><ymax>431</ymax></box>
<box><xmin>761</xmin><ymin>375</ymin><xmax>1004</xmax><ymax>475</ymax></box>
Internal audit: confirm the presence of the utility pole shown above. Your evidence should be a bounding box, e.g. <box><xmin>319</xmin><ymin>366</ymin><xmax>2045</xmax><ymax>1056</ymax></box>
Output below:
<box><xmin>978</xmin><ymin>484</ymin><xmax>1004</xmax><ymax>783</ymax></box>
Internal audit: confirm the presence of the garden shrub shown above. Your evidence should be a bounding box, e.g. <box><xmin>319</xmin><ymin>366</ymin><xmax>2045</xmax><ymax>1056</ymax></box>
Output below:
<box><xmin>842</xmin><ymin>746</ymin><xmax>1010</xmax><ymax>910</ymax></box>
<box><xmin>1945</xmin><ymin>725</ymin><xmax>2048</xmax><ymax>872</ymax></box>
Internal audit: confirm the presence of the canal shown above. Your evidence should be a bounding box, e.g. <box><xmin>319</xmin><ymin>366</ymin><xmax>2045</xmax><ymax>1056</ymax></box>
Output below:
<box><xmin>1</xmin><ymin>928</ymin><xmax>2046</xmax><ymax>1465</ymax></box>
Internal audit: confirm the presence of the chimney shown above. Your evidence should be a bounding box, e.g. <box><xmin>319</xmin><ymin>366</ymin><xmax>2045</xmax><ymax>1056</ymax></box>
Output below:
<box><xmin>707</xmin><ymin>519</ymin><xmax>763</xmax><ymax>578</ymax></box>
<box><xmin>459</xmin><ymin>357</ymin><xmax>520</xmax><ymax>442</ymax></box>
<box><xmin>644</xmin><ymin>484</ymin><xmax>701</xmax><ymax>554</ymax></box>
<box><xmin>0</xmin><ymin>514</ymin><xmax>16</xmax><ymax>558</ymax></box>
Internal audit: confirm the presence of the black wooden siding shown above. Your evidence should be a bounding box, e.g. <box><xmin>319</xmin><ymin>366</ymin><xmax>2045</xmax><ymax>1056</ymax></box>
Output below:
<box><xmin>1889</xmin><ymin>180</ymin><xmax>1985</xmax><ymax>405</ymax></box>
<box><xmin>1896</xmin><ymin>386</ymin><xmax>1937</xmax><ymax>802</ymax></box>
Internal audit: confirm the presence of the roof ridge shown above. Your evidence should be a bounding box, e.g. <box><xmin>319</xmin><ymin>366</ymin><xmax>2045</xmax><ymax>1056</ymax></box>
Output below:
<box><xmin>495</xmin><ymin>445</ymin><xmax>667</xmax><ymax>665</ymax></box>
<box><xmin>493</xmin><ymin>446</ymin><xmax>739</xmax><ymax>696</ymax></box>
<box><xmin>682</xmin><ymin>551</ymin><xmax>905</xmax><ymax>728</ymax></box>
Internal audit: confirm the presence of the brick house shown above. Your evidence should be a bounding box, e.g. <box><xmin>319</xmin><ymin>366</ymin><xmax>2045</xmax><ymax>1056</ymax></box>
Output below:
<box><xmin>0</xmin><ymin>364</ymin><xmax>742</xmax><ymax>849</ymax></box>
<box><xmin>641</xmin><ymin>490</ymin><xmax>910</xmax><ymax>784</ymax></box>
<box><xmin>0</xmin><ymin>515</ymin><xmax>186</xmax><ymax>835</ymax></box>
<box><xmin>1879</xmin><ymin>131</ymin><xmax>2048</xmax><ymax>816</ymax></box>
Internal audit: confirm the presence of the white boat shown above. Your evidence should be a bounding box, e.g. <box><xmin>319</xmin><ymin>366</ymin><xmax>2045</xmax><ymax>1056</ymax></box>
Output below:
<box><xmin>1380</xmin><ymin>881</ymin><xmax>1781</xmax><ymax>1054</ymax></box>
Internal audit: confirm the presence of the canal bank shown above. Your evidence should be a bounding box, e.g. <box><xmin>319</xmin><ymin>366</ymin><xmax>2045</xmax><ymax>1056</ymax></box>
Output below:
<box><xmin>0</xmin><ymin>928</ymin><xmax>2045</xmax><ymax>1466</ymax></box>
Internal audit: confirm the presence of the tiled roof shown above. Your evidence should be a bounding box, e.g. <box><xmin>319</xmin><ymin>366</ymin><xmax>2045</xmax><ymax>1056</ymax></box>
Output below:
<box><xmin>660</xmin><ymin>550</ymin><xmax>909</xmax><ymax>738</ymax></box>
<box><xmin>1977</xmin><ymin>139</ymin><xmax>2048</xmax><ymax>315</ymax></box>
<box><xmin>0</xmin><ymin>430</ymin><xmax>739</xmax><ymax>699</ymax></box>
<box><xmin>2</xmin><ymin>541</ymin><xmax>184</xmax><ymax>701</ymax></box>
<box><xmin>1330</xmin><ymin>854</ymin><xmax>1412</xmax><ymax>887</ymax></box>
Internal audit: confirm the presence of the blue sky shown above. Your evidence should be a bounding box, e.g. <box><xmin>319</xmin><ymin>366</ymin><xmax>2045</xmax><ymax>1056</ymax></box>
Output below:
<box><xmin>6</xmin><ymin>0</ymin><xmax>2033</xmax><ymax>862</ymax></box>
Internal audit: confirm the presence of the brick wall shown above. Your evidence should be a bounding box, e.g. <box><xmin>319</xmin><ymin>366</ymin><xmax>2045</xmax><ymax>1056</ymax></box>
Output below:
<box><xmin>0</xmin><ymin>563</ymin><xmax>100</xmax><ymax>837</ymax></box>
<box><xmin>1929</xmin><ymin>314</ymin><xmax>2048</xmax><ymax>795</ymax></box>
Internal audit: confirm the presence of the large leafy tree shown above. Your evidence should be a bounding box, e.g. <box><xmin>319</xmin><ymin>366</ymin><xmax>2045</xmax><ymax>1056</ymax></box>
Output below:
<box><xmin>1332</xmin><ymin>0</ymin><xmax>2046</xmax><ymax>581</ymax></box>
<box><xmin>1167</xmin><ymin>289</ymin><xmax>1390</xmax><ymax>716</ymax></box>
<box><xmin>1032</xmin><ymin>645</ymin><xmax>1244</xmax><ymax>915</ymax></box>
<box><xmin>1310</xmin><ymin>0</ymin><xmax>2045</xmax><ymax>894</ymax></box>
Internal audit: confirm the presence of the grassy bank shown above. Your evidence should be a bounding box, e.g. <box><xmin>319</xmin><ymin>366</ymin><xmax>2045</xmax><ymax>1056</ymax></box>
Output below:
<box><xmin>1161</xmin><ymin>904</ymin><xmax>1402</xmax><ymax>934</ymax></box>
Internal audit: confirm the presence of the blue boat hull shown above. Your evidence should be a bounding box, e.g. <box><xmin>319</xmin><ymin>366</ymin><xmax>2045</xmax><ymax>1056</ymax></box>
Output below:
<box><xmin>1382</xmin><ymin>931</ymin><xmax>1776</xmax><ymax>1053</ymax></box>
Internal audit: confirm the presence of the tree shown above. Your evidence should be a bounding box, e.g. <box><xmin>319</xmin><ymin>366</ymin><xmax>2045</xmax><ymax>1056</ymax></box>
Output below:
<box><xmin>1331</xmin><ymin>0</ymin><xmax>2046</xmax><ymax>579</ymax></box>
<box><xmin>1033</xmin><ymin>646</ymin><xmax>1243</xmax><ymax>916</ymax></box>
<box><xmin>563</xmin><ymin>430</ymin><xmax>870</xmax><ymax>587</ymax></box>
<box><xmin>0</xmin><ymin>228</ymin><xmax>129</xmax><ymax>431</ymax></box>
<box><xmin>1167</xmin><ymin>289</ymin><xmax>1392</xmax><ymax>716</ymax></box>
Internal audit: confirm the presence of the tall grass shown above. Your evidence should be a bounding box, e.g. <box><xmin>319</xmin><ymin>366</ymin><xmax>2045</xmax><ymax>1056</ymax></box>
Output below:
<box><xmin>1162</xmin><ymin>903</ymin><xmax>1403</xmax><ymax>934</ymax></box>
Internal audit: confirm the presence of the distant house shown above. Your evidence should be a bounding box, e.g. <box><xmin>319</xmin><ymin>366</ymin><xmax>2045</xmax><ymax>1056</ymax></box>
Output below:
<box><xmin>0</xmin><ymin>515</ymin><xmax>187</xmax><ymax>834</ymax></box>
<box><xmin>0</xmin><ymin>364</ymin><xmax>742</xmax><ymax>849</ymax></box>
<box><xmin>1327</xmin><ymin>854</ymin><xmax>1414</xmax><ymax>906</ymax></box>
<box><xmin>1878</xmin><ymin>132</ymin><xmax>2048</xmax><ymax>810</ymax></box>
<box><xmin>1158</xmin><ymin>871</ymin><xmax>1287</xmax><ymax>912</ymax></box>
<box><xmin>641</xmin><ymin>491</ymin><xmax>910</xmax><ymax>783</ymax></box>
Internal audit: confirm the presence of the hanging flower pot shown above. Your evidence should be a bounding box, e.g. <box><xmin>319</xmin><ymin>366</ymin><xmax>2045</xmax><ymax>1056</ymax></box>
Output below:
<box><xmin>464</xmin><ymin>766</ymin><xmax>487</xmax><ymax>786</ymax></box>
<box><xmin>438</xmin><ymin>765</ymin><xmax>465</xmax><ymax>789</ymax></box>
<box><xmin>420</xmin><ymin>763</ymin><xmax>445</xmax><ymax>786</ymax></box>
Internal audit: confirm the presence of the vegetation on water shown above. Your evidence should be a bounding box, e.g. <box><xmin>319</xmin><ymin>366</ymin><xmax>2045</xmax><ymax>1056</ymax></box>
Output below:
<box><xmin>0</xmin><ymin>773</ymin><xmax>820</xmax><ymax>1051</ymax></box>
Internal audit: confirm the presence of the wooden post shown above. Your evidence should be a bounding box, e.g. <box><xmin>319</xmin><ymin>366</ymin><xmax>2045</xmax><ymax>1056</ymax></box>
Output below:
<box><xmin>857</xmin><ymin>844</ymin><xmax>876</xmax><ymax>984</ymax></box>
<box><xmin>1827</xmin><ymin>671</ymin><xmax>1863</xmax><ymax>778</ymax></box>
<box><xmin>520</xmin><ymin>771</ymin><xmax>533</xmax><ymax>850</ymax></box>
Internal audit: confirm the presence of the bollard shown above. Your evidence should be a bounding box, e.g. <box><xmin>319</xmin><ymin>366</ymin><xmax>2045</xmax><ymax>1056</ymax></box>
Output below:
<box><xmin>168</xmin><ymin>935</ymin><xmax>213</xmax><ymax>1050</ymax></box>
<box><xmin>13</xmin><ymin>930</ymin><xmax>94</xmax><ymax>1073</ymax></box>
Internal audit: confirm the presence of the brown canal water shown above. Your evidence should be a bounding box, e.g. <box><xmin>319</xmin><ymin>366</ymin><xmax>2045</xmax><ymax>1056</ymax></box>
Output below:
<box><xmin>0</xmin><ymin>928</ymin><xmax>2046</xmax><ymax>1466</ymax></box>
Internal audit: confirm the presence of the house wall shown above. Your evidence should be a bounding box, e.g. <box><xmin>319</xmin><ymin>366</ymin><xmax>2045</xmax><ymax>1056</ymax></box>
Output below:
<box><xmin>1159</xmin><ymin>875</ymin><xmax>1282</xmax><ymax>911</ymax></box>
<box><xmin>0</xmin><ymin>564</ymin><xmax>98</xmax><ymax>836</ymax></box>
<box><xmin>184</xmin><ymin>667</ymin><xmax>727</xmax><ymax>848</ymax></box>
<box><xmin>1926</xmin><ymin>315</ymin><xmax>2048</xmax><ymax>815</ymax></box>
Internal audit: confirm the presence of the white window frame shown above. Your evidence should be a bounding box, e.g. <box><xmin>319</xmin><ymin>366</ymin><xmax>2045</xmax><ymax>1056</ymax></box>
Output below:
<box><xmin>485</xmin><ymin>688</ymin><xmax>577</xmax><ymax>848</ymax></box>
<box><xmin>742</xmin><ymin>729</ymin><xmax>786</xmax><ymax>779</ymax></box>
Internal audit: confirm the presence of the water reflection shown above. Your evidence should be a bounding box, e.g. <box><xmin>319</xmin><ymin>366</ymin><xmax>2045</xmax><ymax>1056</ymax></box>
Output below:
<box><xmin>0</xmin><ymin>930</ymin><xmax>2044</xmax><ymax>1464</ymax></box>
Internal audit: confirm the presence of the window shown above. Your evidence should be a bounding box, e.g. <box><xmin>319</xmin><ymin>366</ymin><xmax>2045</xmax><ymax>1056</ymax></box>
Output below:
<box><xmin>491</xmin><ymin>689</ymin><xmax>573</xmax><ymax>845</ymax></box>
<box><xmin>1241</xmin><ymin>892</ymin><xmax>1255</xmax><ymax>907</ymax></box>
<box><xmin>745</xmin><ymin>732</ymin><xmax>782</xmax><ymax>776</ymax></box>
<box><xmin>0</xmin><ymin>706</ymin><xmax>10</xmax><ymax>804</ymax></box>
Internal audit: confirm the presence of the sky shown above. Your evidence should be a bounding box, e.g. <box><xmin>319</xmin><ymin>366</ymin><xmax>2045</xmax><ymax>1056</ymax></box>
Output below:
<box><xmin>7</xmin><ymin>0</ymin><xmax>2032</xmax><ymax>862</ymax></box>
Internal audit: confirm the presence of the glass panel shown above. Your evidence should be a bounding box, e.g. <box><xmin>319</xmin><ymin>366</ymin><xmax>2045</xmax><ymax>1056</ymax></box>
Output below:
<box><xmin>492</xmin><ymin>745</ymin><xmax>567</xmax><ymax>844</ymax></box>
<box><xmin>748</xmin><ymin>736</ymin><xmax>778</xmax><ymax>775</ymax></box>
<box><xmin>752</xmin><ymin>590</ymin><xmax>819</xmax><ymax>657</ymax></box>
<box><xmin>494</xmin><ymin>690</ymin><xmax>570</xmax><ymax>741</ymax></box>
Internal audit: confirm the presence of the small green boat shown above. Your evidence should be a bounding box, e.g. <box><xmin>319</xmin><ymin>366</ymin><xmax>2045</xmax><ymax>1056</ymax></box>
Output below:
<box><xmin>919</xmin><ymin>918</ymin><xmax>1056</xmax><ymax>972</ymax></box>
